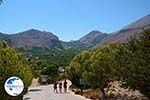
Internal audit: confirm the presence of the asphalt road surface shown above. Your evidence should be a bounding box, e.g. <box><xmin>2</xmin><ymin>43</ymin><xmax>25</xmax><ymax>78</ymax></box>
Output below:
<box><xmin>23</xmin><ymin>80</ymin><xmax>90</xmax><ymax>100</ymax></box>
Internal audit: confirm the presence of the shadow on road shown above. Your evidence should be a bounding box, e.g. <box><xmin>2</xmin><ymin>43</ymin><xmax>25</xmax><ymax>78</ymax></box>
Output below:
<box><xmin>29</xmin><ymin>89</ymin><xmax>42</xmax><ymax>92</ymax></box>
<box><xmin>23</xmin><ymin>97</ymin><xmax>31</xmax><ymax>100</ymax></box>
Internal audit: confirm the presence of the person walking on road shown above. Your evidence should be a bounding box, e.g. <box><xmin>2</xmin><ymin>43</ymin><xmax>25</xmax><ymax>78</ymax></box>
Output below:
<box><xmin>59</xmin><ymin>82</ymin><xmax>62</xmax><ymax>93</ymax></box>
<box><xmin>53</xmin><ymin>81</ymin><xmax>58</xmax><ymax>93</ymax></box>
<box><xmin>63</xmin><ymin>80</ymin><xmax>67</xmax><ymax>93</ymax></box>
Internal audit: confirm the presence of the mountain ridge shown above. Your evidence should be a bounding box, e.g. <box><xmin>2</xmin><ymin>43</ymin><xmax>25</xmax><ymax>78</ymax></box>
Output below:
<box><xmin>0</xmin><ymin>14</ymin><xmax>150</xmax><ymax>50</ymax></box>
<box><xmin>100</xmin><ymin>14</ymin><xmax>150</xmax><ymax>45</ymax></box>
<box><xmin>0</xmin><ymin>29</ymin><xmax>63</xmax><ymax>49</ymax></box>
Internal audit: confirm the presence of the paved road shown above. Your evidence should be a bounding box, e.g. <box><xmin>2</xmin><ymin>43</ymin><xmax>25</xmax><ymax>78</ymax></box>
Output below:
<box><xmin>23</xmin><ymin>80</ymin><xmax>90</xmax><ymax>100</ymax></box>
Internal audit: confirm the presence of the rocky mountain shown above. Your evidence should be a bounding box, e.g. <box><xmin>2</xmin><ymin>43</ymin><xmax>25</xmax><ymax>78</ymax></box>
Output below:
<box><xmin>100</xmin><ymin>14</ymin><xmax>150</xmax><ymax>44</ymax></box>
<box><xmin>0</xmin><ymin>14</ymin><xmax>149</xmax><ymax>50</ymax></box>
<box><xmin>78</xmin><ymin>14</ymin><xmax>150</xmax><ymax>47</ymax></box>
<box><xmin>121</xmin><ymin>14</ymin><xmax>150</xmax><ymax>30</ymax></box>
<box><xmin>61</xmin><ymin>30</ymin><xmax>108</xmax><ymax>50</ymax></box>
<box><xmin>0</xmin><ymin>29</ymin><xmax>62</xmax><ymax>49</ymax></box>
<box><xmin>79</xmin><ymin>30</ymin><xmax>108</xmax><ymax>46</ymax></box>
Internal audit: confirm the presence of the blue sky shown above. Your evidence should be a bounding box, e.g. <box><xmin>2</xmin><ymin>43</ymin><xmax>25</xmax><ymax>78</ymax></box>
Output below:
<box><xmin>0</xmin><ymin>0</ymin><xmax>149</xmax><ymax>41</ymax></box>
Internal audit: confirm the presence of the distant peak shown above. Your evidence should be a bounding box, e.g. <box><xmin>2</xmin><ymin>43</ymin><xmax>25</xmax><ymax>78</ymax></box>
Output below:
<box><xmin>27</xmin><ymin>29</ymin><xmax>41</xmax><ymax>32</ymax></box>
<box><xmin>90</xmin><ymin>30</ymin><xmax>102</xmax><ymax>33</ymax></box>
<box><xmin>26</xmin><ymin>29</ymin><xmax>52</xmax><ymax>34</ymax></box>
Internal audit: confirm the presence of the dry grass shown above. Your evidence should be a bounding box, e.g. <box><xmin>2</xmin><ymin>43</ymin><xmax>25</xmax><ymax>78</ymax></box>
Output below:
<box><xmin>71</xmin><ymin>88</ymin><xmax>103</xmax><ymax>100</ymax></box>
<box><xmin>82</xmin><ymin>89</ymin><xmax>103</xmax><ymax>99</ymax></box>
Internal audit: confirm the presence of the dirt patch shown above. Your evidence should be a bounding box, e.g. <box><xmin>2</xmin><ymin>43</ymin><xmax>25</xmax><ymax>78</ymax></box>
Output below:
<box><xmin>31</xmin><ymin>78</ymin><xmax>40</xmax><ymax>87</ymax></box>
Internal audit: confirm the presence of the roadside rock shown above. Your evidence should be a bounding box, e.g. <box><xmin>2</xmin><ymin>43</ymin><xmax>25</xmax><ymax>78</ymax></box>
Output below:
<box><xmin>104</xmin><ymin>81</ymin><xmax>149</xmax><ymax>100</ymax></box>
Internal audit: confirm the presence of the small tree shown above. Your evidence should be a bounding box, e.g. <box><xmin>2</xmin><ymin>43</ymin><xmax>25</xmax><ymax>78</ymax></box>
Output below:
<box><xmin>83</xmin><ymin>44</ymin><xmax>122</xmax><ymax>95</ymax></box>
<box><xmin>66</xmin><ymin>51</ymin><xmax>91</xmax><ymax>87</ymax></box>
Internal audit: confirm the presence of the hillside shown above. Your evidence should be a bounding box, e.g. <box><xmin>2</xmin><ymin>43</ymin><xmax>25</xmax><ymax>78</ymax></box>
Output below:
<box><xmin>0</xmin><ymin>14</ymin><xmax>150</xmax><ymax>50</ymax></box>
<box><xmin>79</xmin><ymin>30</ymin><xmax>108</xmax><ymax>46</ymax></box>
<box><xmin>100</xmin><ymin>14</ymin><xmax>150</xmax><ymax>44</ymax></box>
<box><xmin>0</xmin><ymin>29</ymin><xmax>62</xmax><ymax>49</ymax></box>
